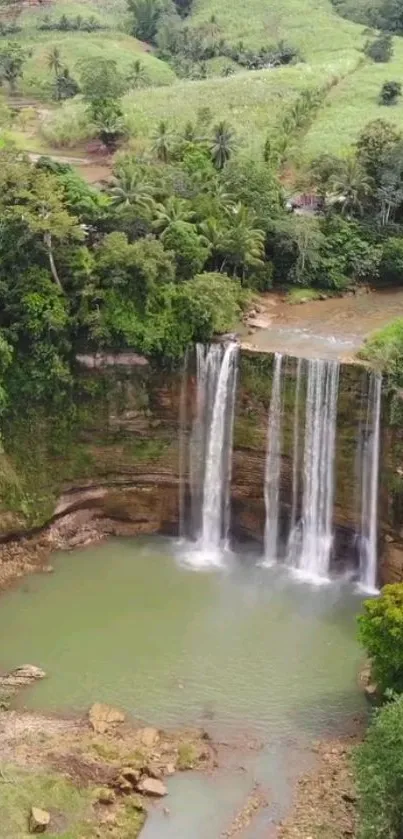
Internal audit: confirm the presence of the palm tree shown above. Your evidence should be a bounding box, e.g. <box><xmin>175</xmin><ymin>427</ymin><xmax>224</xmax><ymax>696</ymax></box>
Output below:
<box><xmin>153</xmin><ymin>195</ymin><xmax>195</xmax><ymax>235</ymax></box>
<box><xmin>151</xmin><ymin>120</ymin><xmax>174</xmax><ymax>164</ymax></box>
<box><xmin>209</xmin><ymin>121</ymin><xmax>236</xmax><ymax>170</ymax></box>
<box><xmin>47</xmin><ymin>46</ymin><xmax>63</xmax><ymax>78</ymax></box>
<box><xmin>128</xmin><ymin>59</ymin><xmax>149</xmax><ymax>89</ymax></box>
<box><xmin>221</xmin><ymin>204</ymin><xmax>265</xmax><ymax>278</ymax></box>
<box><xmin>109</xmin><ymin>168</ymin><xmax>155</xmax><ymax>213</ymax></box>
<box><xmin>199</xmin><ymin>217</ymin><xmax>226</xmax><ymax>267</ymax></box>
<box><xmin>330</xmin><ymin>156</ymin><xmax>374</xmax><ymax>216</ymax></box>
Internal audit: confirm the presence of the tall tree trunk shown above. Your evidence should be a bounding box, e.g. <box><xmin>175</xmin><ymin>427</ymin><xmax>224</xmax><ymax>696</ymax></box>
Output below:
<box><xmin>44</xmin><ymin>232</ymin><xmax>63</xmax><ymax>292</ymax></box>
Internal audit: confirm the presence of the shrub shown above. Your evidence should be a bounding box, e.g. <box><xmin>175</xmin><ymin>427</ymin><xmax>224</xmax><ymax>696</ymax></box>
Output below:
<box><xmin>358</xmin><ymin>584</ymin><xmax>403</xmax><ymax>694</ymax></box>
<box><xmin>359</xmin><ymin>318</ymin><xmax>403</xmax><ymax>383</ymax></box>
<box><xmin>380</xmin><ymin>80</ymin><xmax>402</xmax><ymax>105</ymax></box>
<box><xmin>364</xmin><ymin>33</ymin><xmax>393</xmax><ymax>62</ymax></box>
<box><xmin>354</xmin><ymin>694</ymin><xmax>403</xmax><ymax>839</ymax></box>
<box><xmin>378</xmin><ymin>237</ymin><xmax>403</xmax><ymax>285</ymax></box>
<box><xmin>40</xmin><ymin>101</ymin><xmax>95</xmax><ymax>148</ymax></box>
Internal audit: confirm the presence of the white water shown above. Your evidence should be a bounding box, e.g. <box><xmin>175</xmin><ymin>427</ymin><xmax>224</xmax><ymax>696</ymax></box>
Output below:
<box><xmin>286</xmin><ymin>358</ymin><xmax>303</xmax><ymax>565</ymax></box>
<box><xmin>358</xmin><ymin>372</ymin><xmax>382</xmax><ymax>592</ymax></box>
<box><xmin>294</xmin><ymin>359</ymin><xmax>340</xmax><ymax>582</ymax></box>
<box><xmin>263</xmin><ymin>353</ymin><xmax>284</xmax><ymax>565</ymax></box>
<box><xmin>183</xmin><ymin>342</ymin><xmax>238</xmax><ymax>566</ymax></box>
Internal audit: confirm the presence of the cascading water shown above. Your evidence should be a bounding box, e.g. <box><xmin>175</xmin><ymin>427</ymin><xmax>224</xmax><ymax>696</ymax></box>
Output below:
<box><xmin>263</xmin><ymin>353</ymin><xmax>284</xmax><ymax>564</ymax></box>
<box><xmin>358</xmin><ymin>372</ymin><xmax>382</xmax><ymax>592</ymax></box>
<box><xmin>286</xmin><ymin>357</ymin><xmax>303</xmax><ymax>565</ymax></box>
<box><xmin>184</xmin><ymin>342</ymin><xmax>238</xmax><ymax>564</ymax></box>
<box><xmin>293</xmin><ymin>359</ymin><xmax>340</xmax><ymax>581</ymax></box>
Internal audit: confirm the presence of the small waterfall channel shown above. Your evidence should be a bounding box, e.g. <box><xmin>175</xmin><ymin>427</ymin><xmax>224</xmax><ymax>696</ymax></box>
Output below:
<box><xmin>180</xmin><ymin>343</ymin><xmax>383</xmax><ymax>586</ymax></box>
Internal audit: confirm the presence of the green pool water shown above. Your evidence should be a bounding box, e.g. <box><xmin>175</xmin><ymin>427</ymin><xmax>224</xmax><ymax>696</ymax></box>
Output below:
<box><xmin>0</xmin><ymin>536</ymin><xmax>366</xmax><ymax>836</ymax></box>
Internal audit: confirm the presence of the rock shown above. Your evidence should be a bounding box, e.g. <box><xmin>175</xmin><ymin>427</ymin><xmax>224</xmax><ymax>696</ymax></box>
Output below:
<box><xmin>0</xmin><ymin>665</ymin><xmax>46</xmax><ymax>692</ymax></box>
<box><xmin>143</xmin><ymin>762</ymin><xmax>163</xmax><ymax>780</ymax></box>
<box><xmin>41</xmin><ymin>565</ymin><xmax>54</xmax><ymax>574</ymax></box>
<box><xmin>89</xmin><ymin>703</ymin><xmax>125</xmax><ymax>734</ymax></box>
<box><xmin>166</xmin><ymin>763</ymin><xmax>176</xmax><ymax>776</ymax></box>
<box><xmin>29</xmin><ymin>807</ymin><xmax>50</xmax><ymax>833</ymax></box>
<box><xmin>139</xmin><ymin>727</ymin><xmax>159</xmax><ymax>748</ymax></box>
<box><xmin>137</xmin><ymin>777</ymin><xmax>167</xmax><ymax>797</ymax></box>
<box><xmin>163</xmin><ymin>807</ymin><xmax>170</xmax><ymax>816</ymax></box>
<box><xmin>121</xmin><ymin>767</ymin><xmax>141</xmax><ymax>787</ymax></box>
<box><xmin>98</xmin><ymin>788</ymin><xmax>116</xmax><ymax>805</ymax></box>
<box><xmin>115</xmin><ymin>776</ymin><xmax>133</xmax><ymax>794</ymax></box>
<box><xmin>385</xmin><ymin>534</ymin><xmax>394</xmax><ymax>543</ymax></box>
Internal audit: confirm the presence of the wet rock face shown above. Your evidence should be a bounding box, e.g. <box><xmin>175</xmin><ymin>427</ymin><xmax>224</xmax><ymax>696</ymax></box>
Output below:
<box><xmin>0</xmin><ymin>349</ymin><xmax>401</xmax><ymax>583</ymax></box>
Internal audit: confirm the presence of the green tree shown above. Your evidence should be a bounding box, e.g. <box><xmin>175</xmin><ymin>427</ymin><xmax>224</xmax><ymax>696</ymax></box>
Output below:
<box><xmin>47</xmin><ymin>45</ymin><xmax>63</xmax><ymax>78</ymax></box>
<box><xmin>127</xmin><ymin>0</ymin><xmax>162</xmax><ymax>42</ymax></box>
<box><xmin>77</xmin><ymin>57</ymin><xmax>126</xmax><ymax>104</ymax></box>
<box><xmin>127</xmin><ymin>59</ymin><xmax>150</xmax><ymax>88</ymax></box>
<box><xmin>0</xmin><ymin>41</ymin><xmax>26</xmax><ymax>93</ymax></box>
<box><xmin>210</xmin><ymin>121</ymin><xmax>236</xmax><ymax>170</ymax></box>
<box><xmin>162</xmin><ymin>220</ymin><xmax>209</xmax><ymax>279</ymax></box>
<box><xmin>330</xmin><ymin>156</ymin><xmax>374</xmax><ymax>215</ymax></box>
<box><xmin>109</xmin><ymin>168</ymin><xmax>155</xmax><ymax>214</ymax></box>
<box><xmin>221</xmin><ymin>204</ymin><xmax>265</xmax><ymax>278</ymax></box>
<box><xmin>153</xmin><ymin>195</ymin><xmax>195</xmax><ymax>234</ymax></box>
<box><xmin>357</xmin><ymin>119</ymin><xmax>402</xmax><ymax>182</ymax></box>
<box><xmin>151</xmin><ymin>120</ymin><xmax>174</xmax><ymax>163</ymax></box>
<box><xmin>358</xmin><ymin>584</ymin><xmax>403</xmax><ymax>694</ymax></box>
<box><xmin>364</xmin><ymin>32</ymin><xmax>393</xmax><ymax>62</ymax></box>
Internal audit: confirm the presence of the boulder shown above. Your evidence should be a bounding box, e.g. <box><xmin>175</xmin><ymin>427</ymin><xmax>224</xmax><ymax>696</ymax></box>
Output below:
<box><xmin>29</xmin><ymin>807</ymin><xmax>50</xmax><ymax>833</ymax></box>
<box><xmin>121</xmin><ymin>767</ymin><xmax>141</xmax><ymax>787</ymax></box>
<box><xmin>139</xmin><ymin>727</ymin><xmax>159</xmax><ymax>748</ymax></box>
<box><xmin>89</xmin><ymin>703</ymin><xmax>125</xmax><ymax>734</ymax></box>
<box><xmin>137</xmin><ymin>777</ymin><xmax>167</xmax><ymax>797</ymax></box>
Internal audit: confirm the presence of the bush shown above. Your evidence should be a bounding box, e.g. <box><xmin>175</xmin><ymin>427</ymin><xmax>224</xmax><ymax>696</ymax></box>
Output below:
<box><xmin>359</xmin><ymin>318</ymin><xmax>403</xmax><ymax>383</ymax></box>
<box><xmin>364</xmin><ymin>33</ymin><xmax>393</xmax><ymax>62</ymax></box>
<box><xmin>358</xmin><ymin>584</ymin><xmax>403</xmax><ymax>694</ymax></box>
<box><xmin>378</xmin><ymin>237</ymin><xmax>403</xmax><ymax>285</ymax></box>
<box><xmin>380</xmin><ymin>80</ymin><xmax>402</xmax><ymax>105</ymax></box>
<box><xmin>40</xmin><ymin>101</ymin><xmax>95</xmax><ymax>148</ymax></box>
<box><xmin>354</xmin><ymin>695</ymin><xmax>403</xmax><ymax>839</ymax></box>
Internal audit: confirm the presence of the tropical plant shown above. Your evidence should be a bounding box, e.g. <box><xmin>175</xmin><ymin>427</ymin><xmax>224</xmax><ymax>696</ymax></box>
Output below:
<box><xmin>209</xmin><ymin>121</ymin><xmax>236</xmax><ymax>170</ymax></box>
<box><xmin>330</xmin><ymin>156</ymin><xmax>373</xmax><ymax>215</ymax></box>
<box><xmin>151</xmin><ymin>120</ymin><xmax>174</xmax><ymax>163</ymax></box>
<box><xmin>127</xmin><ymin>59</ymin><xmax>150</xmax><ymax>88</ymax></box>
<box><xmin>153</xmin><ymin>195</ymin><xmax>195</xmax><ymax>233</ymax></box>
<box><xmin>221</xmin><ymin>204</ymin><xmax>265</xmax><ymax>277</ymax></box>
<box><xmin>109</xmin><ymin>168</ymin><xmax>155</xmax><ymax>213</ymax></box>
<box><xmin>47</xmin><ymin>46</ymin><xmax>63</xmax><ymax>78</ymax></box>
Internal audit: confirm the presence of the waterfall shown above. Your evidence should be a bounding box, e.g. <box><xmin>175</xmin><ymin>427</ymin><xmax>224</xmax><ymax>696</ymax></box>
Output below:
<box><xmin>178</xmin><ymin>347</ymin><xmax>188</xmax><ymax>539</ymax></box>
<box><xmin>358</xmin><ymin>372</ymin><xmax>382</xmax><ymax>592</ymax></box>
<box><xmin>184</xmin><ymin>342</ymin><xmax>238</xmax><ymax>564</ymax></box>
<box><xmin>200</xmin><ymin>342</ymin><xmax>238</xmax><ymax>554</ymax></box>
<box><xmin>295</xmin><ymin>359</ymin><xmax>340</xmax><ymax>581</ymax></box>
<box><xmin>263</xmin><ymin>353</ymin><xmax>284</xmax><ymax>564</ymax></box>
<box><xmin>286</xmin><ymin>357</ymin><xmax>303</xmax><ymax>564</ymax></box>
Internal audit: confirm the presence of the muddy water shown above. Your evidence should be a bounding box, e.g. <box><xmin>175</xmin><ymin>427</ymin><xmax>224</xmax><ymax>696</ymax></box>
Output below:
<box><xmin>0</xmin><ymin>537</ymin><xmax>366</xmax><ymax>836</ymax></box>
<box><xmin>242</xmin><ymin>288</ymin><xmax>403</xmax><ymax>360</ymax></box>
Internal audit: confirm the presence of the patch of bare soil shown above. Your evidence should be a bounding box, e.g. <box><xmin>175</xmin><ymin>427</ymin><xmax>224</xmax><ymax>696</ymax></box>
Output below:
<box><xmin>278</xmin><ymin>734</ymin><xmax>362</xmax><ymax>839</ymax></box>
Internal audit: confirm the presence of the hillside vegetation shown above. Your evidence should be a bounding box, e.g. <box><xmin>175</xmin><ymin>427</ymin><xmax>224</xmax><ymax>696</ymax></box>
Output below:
<box><xmin>2</xmin><ymin>0</ymin><xmax>403</xmax><ymax>157</ymax></box>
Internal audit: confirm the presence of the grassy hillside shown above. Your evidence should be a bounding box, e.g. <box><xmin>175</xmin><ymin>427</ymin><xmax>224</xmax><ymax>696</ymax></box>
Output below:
<box><xmin>4</xmin><ymin>0</ymin><xmax>403</xmax><ymax>160</ymax></box>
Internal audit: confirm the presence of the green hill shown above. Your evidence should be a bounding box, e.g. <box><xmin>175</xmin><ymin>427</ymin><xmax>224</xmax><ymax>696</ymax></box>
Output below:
<box><xmin>4</xmin><ymin>0</ymin><xmax>403</xmax><ymax>160</ymax></box>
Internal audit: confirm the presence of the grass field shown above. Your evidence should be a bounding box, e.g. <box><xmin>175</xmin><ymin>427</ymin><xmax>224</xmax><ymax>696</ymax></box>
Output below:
<box><xmin>4</xmin><ymin>0</ymin><xmax>403</xmax><ymax>161</ymax></box>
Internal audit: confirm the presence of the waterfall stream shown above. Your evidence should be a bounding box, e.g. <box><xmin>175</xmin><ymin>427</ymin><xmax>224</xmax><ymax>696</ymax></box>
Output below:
<box><xmin>181</xmin><ymin>342</ymin><xmax>383</xmax><ymax>584</ymax></box>
<box><xmin>358</xmin><ymin>372</ymin><xmax>382</xmax><ymax>592</ymax></box>
<box><xmin>263</xmin><ymin>353</ymin><xmax>284</xmax><ymax>565</ymax></box>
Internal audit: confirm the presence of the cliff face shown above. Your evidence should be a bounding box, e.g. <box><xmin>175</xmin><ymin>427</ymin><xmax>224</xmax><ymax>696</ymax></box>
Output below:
<box><xmin>0</xmin><ymin>348</ymin><xmax>402</xmax><ymax>584</ymax></box>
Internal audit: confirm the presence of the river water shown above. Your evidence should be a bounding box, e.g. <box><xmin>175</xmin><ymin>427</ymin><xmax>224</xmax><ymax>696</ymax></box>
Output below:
<box><xmin>0</xmin><ymin>536</ymin><xmax>366</xmax><ymax>836</ymax></box>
